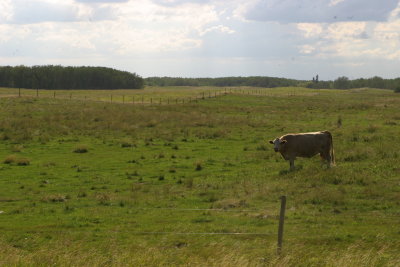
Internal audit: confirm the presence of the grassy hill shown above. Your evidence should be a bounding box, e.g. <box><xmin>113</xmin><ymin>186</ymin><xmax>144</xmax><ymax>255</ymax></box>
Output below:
<box><xmin>0</xmin><ymin>87</ymin><xmax>399</xmax><ymax>266</ymax></box>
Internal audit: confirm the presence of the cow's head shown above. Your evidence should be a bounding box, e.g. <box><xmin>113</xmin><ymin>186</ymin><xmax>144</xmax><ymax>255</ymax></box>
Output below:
<box><xmin>269</xmin><ymin>138</ymin><xmax>287</xmax><ymax>152</ymax></box>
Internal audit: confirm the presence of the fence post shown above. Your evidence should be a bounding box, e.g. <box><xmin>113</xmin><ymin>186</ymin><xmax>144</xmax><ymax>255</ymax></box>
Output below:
<box><xmin>36</xmin><ymin>88</ymin><xmax>39</xmax><ymax>97</ymax></box>
<box><xmin>18</xmin><ymin>88</ymin><xmax>21</xmax><ymax>97</ymax></box>
<box><xmin>277</xmin><ymin>195</ymin><xmax>286</xmax><ymax>255</ymax></box>
<box><xmin>53</xmin><ymin>91</ymin><xmax>56</xmax><ymax>98</ymax></box>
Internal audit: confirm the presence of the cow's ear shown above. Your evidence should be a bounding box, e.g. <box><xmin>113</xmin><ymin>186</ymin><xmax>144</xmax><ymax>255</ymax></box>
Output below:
<box><xmin>269</xmin><ymin>140</ymin><xmax>274</xmax><ymax>144</ymax></box>
<box><xmin>280</xmin><ymin>140</ymin><xmax>287</xmax><ymax>144</ymax></box>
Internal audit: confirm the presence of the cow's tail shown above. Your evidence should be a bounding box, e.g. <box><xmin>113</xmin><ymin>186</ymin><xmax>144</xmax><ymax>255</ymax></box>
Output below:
<box><xmin>324</xmin><ymin>131</ymin><xmax>335</xmax><ymax>166</ymax></box>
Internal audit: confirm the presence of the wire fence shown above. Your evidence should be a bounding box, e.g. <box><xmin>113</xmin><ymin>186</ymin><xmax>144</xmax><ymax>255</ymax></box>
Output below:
<box><xmin>121</xmin><ymin>204</ymin><xmax>399</xmax><ymax>241</ymax></box>
<box><xmin>0</xmin><ymin>87</ymin><xmax>302</xmax><ymax>105</ymax></box>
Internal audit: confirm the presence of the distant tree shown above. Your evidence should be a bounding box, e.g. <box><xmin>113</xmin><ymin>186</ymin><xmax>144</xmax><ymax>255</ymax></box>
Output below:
<box><xmin>0</xmin><ymin>65</ymin><xmax>144</xmax><ymax>90</ymax></box>
<box><xmin>333</xmin><ymin>76</ymin><xmax>351</xmax><ymax>89</ymax></box>
<box><xmin>368</xmin><ymin>76</ymin><xmax>385</xmax><ymax>89</ymax></box>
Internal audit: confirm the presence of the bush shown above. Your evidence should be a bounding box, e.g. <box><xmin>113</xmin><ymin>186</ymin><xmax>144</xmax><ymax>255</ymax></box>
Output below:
<box><xmin>195</xmin><ymin>162</ymin><xmax>203</xmax><ymax>171</ymax></box>
<box><xmin>394</xmin><ymin>86</ymin><xmax>400</xmax><ymax>93</ymax></box>
<box><xmin>3</xmin><ymin>155</ymin><xmax>17</xmax><ymax>164</ymax></box>
<box><xmin>3</xmin><ymin>155</ymin><xmax>30</xmax><ymax>166</ymax></box>
<box><xmin>16</xmin><ymin>158</ymin><xmax>30</xmax><ymax>166</ymax></box>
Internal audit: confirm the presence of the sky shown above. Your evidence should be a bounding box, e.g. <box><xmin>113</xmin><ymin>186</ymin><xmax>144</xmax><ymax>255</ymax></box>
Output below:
<box><xmin>1</xmin><ymin>0</ymin><xmax>400</xmax><ymax>80</ymax></box>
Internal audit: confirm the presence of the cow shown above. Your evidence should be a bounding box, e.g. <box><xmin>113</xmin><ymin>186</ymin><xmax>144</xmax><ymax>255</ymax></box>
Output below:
<box><xmin>269</xmin><ymin>131</ymin><xmax>335</xmax><ymax>170</ymax></box>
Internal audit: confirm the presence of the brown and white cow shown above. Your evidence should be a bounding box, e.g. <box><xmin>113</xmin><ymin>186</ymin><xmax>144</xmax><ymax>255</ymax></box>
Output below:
<box><xmin>269</xmin><ymin>131</ymin><xmax>335</xmax><ymax>170</ymax></box>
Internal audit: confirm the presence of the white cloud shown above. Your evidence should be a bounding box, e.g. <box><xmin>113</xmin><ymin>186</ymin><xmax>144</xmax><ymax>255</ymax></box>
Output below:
<box><xmin>297</xmin><ymin>23</ymin><xmax>323</xmax><ymax>38</ymax></box>
<box><xmin>0</xmin><ymin>0</ymin><xmax>13</xmax><ymax>23</ymax></box>
<box><xmin>329</xmin><ymin>0</ymin><xmax>345</xmax><ymax>7</ymax></box>
<box><xmin>199</xmin><ymin>25</ymin><xmax>235</xmax><ymax>36</ymax></box>
<box><xmin>299</xmin><ymin>44</ymin><xmax>315</xmax><ymax>54</ymax></box>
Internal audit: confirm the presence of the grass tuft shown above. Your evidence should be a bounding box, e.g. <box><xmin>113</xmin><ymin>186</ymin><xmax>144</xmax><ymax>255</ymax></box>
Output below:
<box><xmin>73</xmin><ymin>144</ymin><xmax>89</xmax><ymax>153</ymax></box>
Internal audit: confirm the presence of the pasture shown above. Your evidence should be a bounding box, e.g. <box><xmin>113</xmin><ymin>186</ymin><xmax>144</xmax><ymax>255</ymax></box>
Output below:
<box><xmin>0</xmin><ymin>87</ymin><xmax>399</xmax><ymax>266</ymax></box>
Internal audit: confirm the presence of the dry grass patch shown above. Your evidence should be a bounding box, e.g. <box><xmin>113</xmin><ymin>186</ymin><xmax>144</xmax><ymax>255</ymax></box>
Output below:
<box><xmin>3</xmin><ymin>155</ymin><xmax>30</xmax><ymax>165</ymax></box>
<box><xmin>3</xmin><ymin>154</ymin><xmax>17</xmax><ymax>164</ymax></box>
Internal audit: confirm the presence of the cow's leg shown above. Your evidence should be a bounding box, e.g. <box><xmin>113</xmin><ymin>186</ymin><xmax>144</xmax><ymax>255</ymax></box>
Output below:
<box><xmin>320</xmin><ymin>151</ymin><xmax>332</xmax><ymax>168</ymax></box>
<box><xmin>289</xmin><ymin>159</ymin><xmax>295</xmax><ymax>171</ymax></box>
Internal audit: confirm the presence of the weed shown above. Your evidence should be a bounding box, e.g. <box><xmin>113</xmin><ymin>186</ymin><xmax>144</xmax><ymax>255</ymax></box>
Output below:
<box><xmin>195</xmin><ymin>161</ymin><xmax>203</xmax><ymax>171</ymax></box>
<box><xmin>73</xmin><ymin>144</ymin><xmax>89</xmax><ymax>153</ymax></box>
<box><xmin>16</xmin><ymin>158</ymin><xmax>30</xmax><ymax>166</ymax></box>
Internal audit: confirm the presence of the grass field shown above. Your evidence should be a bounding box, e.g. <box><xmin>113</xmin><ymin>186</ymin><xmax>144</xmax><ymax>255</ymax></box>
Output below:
<box><xmin>0</xmin><ymin>87</ymin><xmax>399</xmax><ymax>266</ymax></box>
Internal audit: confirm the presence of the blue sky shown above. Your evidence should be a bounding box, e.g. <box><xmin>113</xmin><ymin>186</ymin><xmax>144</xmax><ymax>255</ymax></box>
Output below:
<box><xmin>1</xmin><ymin>0</ymin><xmax>400</xmax><ymax>80</ymax></box>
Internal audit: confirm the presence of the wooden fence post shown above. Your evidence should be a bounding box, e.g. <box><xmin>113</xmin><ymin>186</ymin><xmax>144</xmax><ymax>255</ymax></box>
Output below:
<box><xmin>53</xmin><ymin>91</ymin><xmax>56</xmax><ymax>98</ymax></box>
<box><xmin>36</xmin><ymin>88</ymin><xmax>39</xmax><ymax>97</ymax></box>
<box><xmin>277</xmin><ymin>195</ymin><xmax>286</xmax><ymax>255</ymax></box>
<box><xmin>18</xmin><ymin>88</ymin><xmax>21</xmax><ymax>97</ymax></box>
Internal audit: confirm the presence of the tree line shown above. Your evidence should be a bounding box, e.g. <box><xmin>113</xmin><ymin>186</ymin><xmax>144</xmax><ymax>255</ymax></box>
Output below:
<box><xmin>1</xmin><ymin>65</ymin><xmax>398</xmax><ymax>92</ymax></box>
<box><xmin>306</xmin><ymin>76</ymin><xmax>400</xmax><ymax>91</ymax></box>
<box><xmin>146</xmin><ymin>76</ymin><xmax>400</xmax><ymax>91</ymax></box>
<box><xmin>0</xmin><ymin>65</ymin><xmax>144</xmax><ymax>90</ymax></box>
<box><xmin>145</xmin><ymin>76</ymin><xmax>299</xmax><ymax>88</ymax></box>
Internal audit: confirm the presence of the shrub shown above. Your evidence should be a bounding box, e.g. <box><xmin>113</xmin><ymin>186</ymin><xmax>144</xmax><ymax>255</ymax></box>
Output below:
<box><xmin>16</xmin><ymin>158</ymin><xmax>30</xmax><ymax>166</ymax></box>
<box><xmin>394</xmin><ymin>86</ymin><xmax>400</xmax><ymax>93</ymax></box>
<box><xmin>120</xmin><ymin>139</ymin><xmax>135</xmax><ymax>148</ymax></box>
<box><xmin>73</xmin><ymin>145</ymin><xmax>89</xmax><ymax>153</ymax></box>
<box><xmin>11</xmin><ymin>145</ymin><xmax>24</xmax><ymax>152</ymax></box>
<box><xmin>195</xmin><ymin>162</ymin><xmax>202</xmax><ymax>171</ymax></box>
<box><xmin>3</xmin><ymin>155</ymin><xmax>30</xmax><ymax>166</ymax></box>
<box><xmin>3</xmin><ymin>154</ymin><xmax>17</xmax><ymax>164</ymax></box>
<box><xmin>41</xmin><ymin>194</ymin><xmax>66</xmax><ymax>202</ymax></box>
<box><xmin>121</xmin><ymin>142</ymin><xmax>133</xmax><ymax>148</ymax></box>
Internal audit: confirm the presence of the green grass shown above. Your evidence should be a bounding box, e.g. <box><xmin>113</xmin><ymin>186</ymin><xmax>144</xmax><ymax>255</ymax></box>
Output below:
<box><xmin>0</xmin><ymin>87</ymin><xmax>399</xmax><ymax>266</ymax></box>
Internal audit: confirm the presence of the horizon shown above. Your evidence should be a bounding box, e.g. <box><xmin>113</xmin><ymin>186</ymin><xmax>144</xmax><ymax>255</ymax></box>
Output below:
<box><xmin>1</xmin><ymin>0</ymin><xmax>400</xmax><ymax>80</ymax></box>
